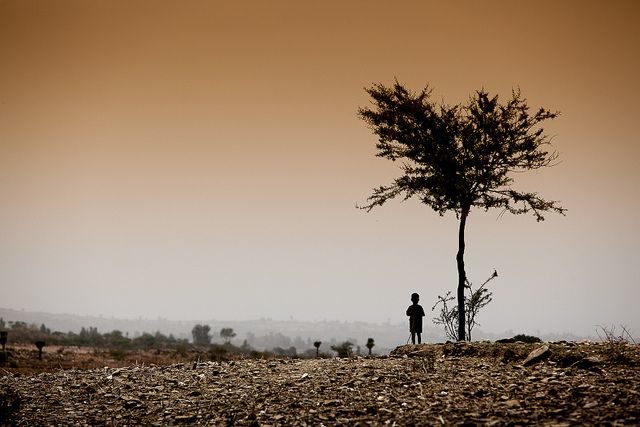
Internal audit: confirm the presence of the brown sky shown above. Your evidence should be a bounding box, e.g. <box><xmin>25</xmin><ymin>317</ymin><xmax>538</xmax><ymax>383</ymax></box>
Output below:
<box><xmin>1</xmin><ymin>1</ymin><xmax>639</xmax><ymax>336</ymax></box>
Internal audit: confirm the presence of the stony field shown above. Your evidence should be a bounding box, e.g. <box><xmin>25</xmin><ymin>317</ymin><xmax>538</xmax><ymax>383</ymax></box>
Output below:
<box><xmin>1</xmin><ymin>341</ymin><xmax>639</xmax><ymax>426</ymax></box>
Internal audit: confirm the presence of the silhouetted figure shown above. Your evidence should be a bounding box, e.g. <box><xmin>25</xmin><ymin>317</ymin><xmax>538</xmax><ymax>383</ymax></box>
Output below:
<box><xmin>406</xmin><ymin>293</ymin><xmax>426</xmax><ymax>344</ymax></box>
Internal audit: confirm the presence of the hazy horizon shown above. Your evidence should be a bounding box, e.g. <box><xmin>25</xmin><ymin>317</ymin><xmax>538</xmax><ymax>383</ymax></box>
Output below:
<box><xmin>1</xmin><ymin>1</ymin><xmax>639</xmax><ymax>338</ymax></box>
<box><xmin>0</xmin><ymin>306</ymin><xmax>605</xmax><ymax>347</ymax></box>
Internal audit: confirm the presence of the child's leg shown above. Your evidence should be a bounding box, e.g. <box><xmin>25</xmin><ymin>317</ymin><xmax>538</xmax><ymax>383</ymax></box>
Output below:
<box><xmin>411</xmin><ymin>332</ymin><xmax>416</xmax><ymax>345</ymax></box>
<box><xmin>417</xmin><ymin>333</ymin><xmax>422</xmax><ymax>344</ymax></box>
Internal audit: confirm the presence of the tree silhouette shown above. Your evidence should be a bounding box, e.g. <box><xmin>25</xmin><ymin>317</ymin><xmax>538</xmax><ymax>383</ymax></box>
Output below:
<box><xmin>366</xmin><ymin>338</ymin><xmax>375</xmax><ymax>356</ymax></box>
<box><xmin>0</xmin><ymin>331</ymin><xmax>8</xmax><ymax>352</ymax></box>
<box><xmin>220</xmin><ymin>328</ymin><xmax>236</xmax><ymax>344</ymax></box>
<box><xmin>359</xmin><ymin>82</ymin><xmax>565</xmax><ymax>341</ymax></box>
<box><xmin>313</xmin><ymin>341</ymin><xmax>322</xmax><ymax>357</ymax></box>
<box><xmin>35</xmin><ymin>340</ymin><xmax>45</xmax><ymax>360</ymax></box>
<box><xmin>191</xmin><ymin>324</ymin><xmax>211</xmax><ymax>346</ymax></box>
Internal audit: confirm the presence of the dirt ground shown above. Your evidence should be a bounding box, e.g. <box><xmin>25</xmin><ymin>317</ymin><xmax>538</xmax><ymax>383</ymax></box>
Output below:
<box><xmin>1</xmin><ymin>341</ymin><xmax>639</xmax><ymax>426</ymax></box>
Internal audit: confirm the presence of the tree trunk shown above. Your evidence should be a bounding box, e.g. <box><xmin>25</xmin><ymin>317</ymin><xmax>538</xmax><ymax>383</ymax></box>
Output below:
<box><xmin>457</xmin><ymin>206</ymin><xmax>470</xmax><ymax>341</ymax></box>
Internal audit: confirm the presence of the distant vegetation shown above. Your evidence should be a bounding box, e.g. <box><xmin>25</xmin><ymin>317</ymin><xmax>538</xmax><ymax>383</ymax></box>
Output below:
<box><xmin>0</xmin><ymin>320</ymin><xmax>190</xmax><ymax>351</ymax></box>
<box><xmin>331</xmin><ymin>341</ymin><xmax>354</xmax><ymax>358</ymax></box>
<box><xmin>0</xmin><ymin>318</ymin><xmax>368</xmax><ymax>361</ymax></box>
<box><xmin>496</xmin><ymin>334</ymin><xmax>542</xmax><ymax>344</ymax></box>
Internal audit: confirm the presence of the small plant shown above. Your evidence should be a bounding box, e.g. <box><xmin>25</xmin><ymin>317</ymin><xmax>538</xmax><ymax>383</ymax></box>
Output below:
<box><xmin>596</xmin><ymin>324</ymin><xmax>636</xmax><ymax>365</ymax></box>
<box><xmin>432</xmin><ymin>270</ymin><xmax>498</xmax><ymax>341</ymax></box>
<box><xmin>313</xmin><ymin>341</ymin><xmax>322</xmax><ymax>357</ymax></box>
<box><xmin>596</xmin><ymin>324</ymin><xmax>636</xmax><ymax>345</ymax></box>
<box><xmin>109</xmin><ymin>348</ymin><xmax>128</xmax><ymax>361</ymax></box>
<box><xmin>208</xmin><ymin>345</ymin><xmax>228</xmax><ymax>361</ymax></box>
<box><xmin>175</xmin><ymin>344</ymin><xmax>189</xmax><ymax>358</ymax></box>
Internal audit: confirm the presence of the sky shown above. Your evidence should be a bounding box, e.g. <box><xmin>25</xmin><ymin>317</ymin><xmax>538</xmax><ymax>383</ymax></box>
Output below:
<box><xmin>1</xmin><ymin>1</ymin><xmax>639</xmax><ymax>338</ymax></box>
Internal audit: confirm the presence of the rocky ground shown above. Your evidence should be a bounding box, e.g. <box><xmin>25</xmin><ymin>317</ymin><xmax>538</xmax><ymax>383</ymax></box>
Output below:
<box><xmin>1</xmin><ymin>341</ymin><xmax>639</xmax><ymax>426</ymax></box>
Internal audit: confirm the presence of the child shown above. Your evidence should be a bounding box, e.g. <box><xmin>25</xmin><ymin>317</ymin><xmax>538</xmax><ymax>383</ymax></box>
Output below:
<box><xmin>406</xmin><ymin>292</ymin><xmax>426</xmax><ymax>344</ymax></box>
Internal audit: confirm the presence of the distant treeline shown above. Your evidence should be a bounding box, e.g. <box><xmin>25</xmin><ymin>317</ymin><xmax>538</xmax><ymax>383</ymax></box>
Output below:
<box><xmin>0</xmin><ymin>318</ymin><xmax>363</xmax><ymax>358</ymax></box>
<box><xmin>0</xmin><ymin>318</ymin><xmax>189</xmax><ymax>350</ymax></box>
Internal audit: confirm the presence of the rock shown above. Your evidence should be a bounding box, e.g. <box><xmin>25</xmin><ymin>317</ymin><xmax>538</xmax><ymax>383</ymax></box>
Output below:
<box><xmin>523</xmin><ymin>345</ymin><xmax>551</xmax><ymax>366</ymax></box>
<box><xmin>571</xmin><ymin>357</ymin><xmax>602</xmax><ymax>371</ymax></box>
<box><xmin>504</xmin><ymin>399</ymin><xmax>521</xmax><ymax>408</ymax></box>
<box><xmin>174</xmin><ymin>414</ymin><xmax>197</xmax><ymax>423</ymax></box>
<box><xmin>583</xmin><ymin>400</ymin><xmax>599</xmax><ymax>409</ymax></box>
<box><xmin>501</xmin><ymin>348</ymin><xmax>518</xmax><ymax>364</ymax></box>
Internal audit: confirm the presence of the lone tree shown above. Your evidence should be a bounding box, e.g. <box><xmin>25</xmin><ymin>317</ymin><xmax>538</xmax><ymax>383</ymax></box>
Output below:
<box><xmin>191</xmin><ymin>324</ymin><xmax>212</xmax><ymax>346</ymax></box>
<box><xmin>359</xmin><ymin>81</ymin><xmax>565</xmax><ymax>341</ymax></box>
<box><xmin>366</xmin><ymin>338</ymin><xmax>375</xmax><ymax>356</ymax></box>
<box><xmin>313</xmin><ymin>340</ymin><xmax>322</xmax><ymax>357</ymax></box>
<box><xmin>35</xmin><ymin>340</ymin><xmax>46</xmax><ymax>360</ymax></box>
<box><xmin>220</xmin><ymin>328</ymin><xmax>236</xmax><ymax>344</ymax></box>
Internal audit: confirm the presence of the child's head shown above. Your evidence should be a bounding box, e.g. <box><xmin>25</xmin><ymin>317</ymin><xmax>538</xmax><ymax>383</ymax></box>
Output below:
<box><xmin>411</xmin><ymin>292</ymin><xmax>419</xmax><ymax>303</ymax></box>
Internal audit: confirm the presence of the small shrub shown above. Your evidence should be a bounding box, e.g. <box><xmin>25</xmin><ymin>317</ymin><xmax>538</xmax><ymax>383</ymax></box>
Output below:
<box><xmin>109</xmin><ymin>348</ymin><xmax>128</xmax><ymax>361</ymax></box>
<box><xmin>496</xmin><ymin>334</ymin><xmax>541</xmax><ymax>344</ymax></box>
<box><xmin>208</xmin><ymin>345</ymin><xmax>228</xmax><ymax>361</ymax></box>
<box><xmin>512</xmin><ymin>334</ymin><xmax>542</xmax><ymax>343</ymax></box>
<box><xmin>596</xmin><ymin>325</ymin><xmax>637</xmax><ymax>365</ymax></box>
<box><xmin>331</xmin><ymin>341</ymin><xmax>353</xmax><ymax>358</ymax></box>
<box><xmin>174</xmin><ymin>344</ymin><xmax>189</xmax><ymax>358</ymax></box>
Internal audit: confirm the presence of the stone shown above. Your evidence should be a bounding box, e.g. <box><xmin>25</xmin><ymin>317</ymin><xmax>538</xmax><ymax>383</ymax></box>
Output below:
<box><xmin>571</xmin><ymin>357</ymin><xmax>602</xmax><ymax>370</ymax></box>
<box><xmin>523</xmin><ymin>345</ymin><xmax>551</xmax><ymax>366</ymax></box>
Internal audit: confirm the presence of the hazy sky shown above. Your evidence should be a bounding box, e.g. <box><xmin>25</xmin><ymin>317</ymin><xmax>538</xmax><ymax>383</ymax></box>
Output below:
<box><xmin>1</xmin><ymin>1</ymin><xmax>639</xmax><ymax>337</ymax></box>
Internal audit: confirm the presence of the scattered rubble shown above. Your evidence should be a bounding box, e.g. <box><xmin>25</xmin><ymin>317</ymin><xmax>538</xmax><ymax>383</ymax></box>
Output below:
<box><xmin>1</xmin><ymin>341</ymin><xmax>638</xmax><ymax>425</ymax></box>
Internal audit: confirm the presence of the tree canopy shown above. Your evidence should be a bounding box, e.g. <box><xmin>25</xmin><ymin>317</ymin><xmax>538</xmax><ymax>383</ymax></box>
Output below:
<box><xmin>358</xmin><ymin>82</ymin><xmax>565</xmax><ymax>221</ymax></box>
